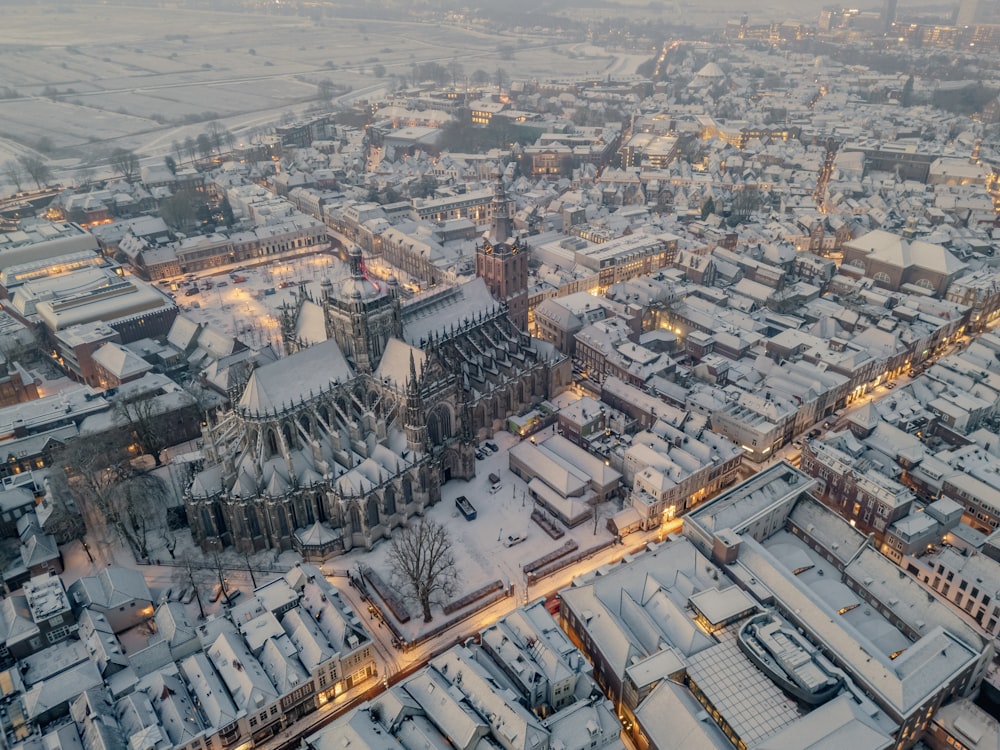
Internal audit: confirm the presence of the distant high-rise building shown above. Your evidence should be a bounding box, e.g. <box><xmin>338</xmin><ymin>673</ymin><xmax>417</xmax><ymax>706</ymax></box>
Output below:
<box><xmin>957</xmin><ymin>0</ymin><xmax>981</xmax><ymax>25</ymax></box>
<box><xmin>881</xmin><ymin>0</ymin><xmax>898</xmax><ymax>32</ymax></box>
<box><xmin>957</xmin><ymin>0</ymin><xmax>999</xmax><ymax>24</ymax></box>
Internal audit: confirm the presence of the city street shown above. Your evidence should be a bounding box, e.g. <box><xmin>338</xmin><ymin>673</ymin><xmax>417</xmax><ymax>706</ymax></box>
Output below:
<box><xmin>251</xmin><ymin>516</ymin><xmax>684</xmax><ymax>747</ymax></box>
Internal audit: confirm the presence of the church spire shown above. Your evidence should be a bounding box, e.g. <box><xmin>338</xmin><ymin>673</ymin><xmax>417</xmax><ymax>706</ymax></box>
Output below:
<box><xmin>487</xmin><ymin>168</ymin><xmax>513</xmax><ymax>245</ymax></box>
<box><xmin>278</xmin><ymin>300</ymin><xmax>297</xmax><ymax>356</ymax></box>
<box><xmin>404</xmin><ymin>351</ymin><xmax>428</xmax><ymax>454</ymax></box>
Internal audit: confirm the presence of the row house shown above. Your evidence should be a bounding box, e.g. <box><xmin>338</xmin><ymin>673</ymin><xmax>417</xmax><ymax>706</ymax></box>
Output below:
<box><xmin>799</xmin><ymin>438</ymin><xmax>915</xmax><ymax>540</ymax></box>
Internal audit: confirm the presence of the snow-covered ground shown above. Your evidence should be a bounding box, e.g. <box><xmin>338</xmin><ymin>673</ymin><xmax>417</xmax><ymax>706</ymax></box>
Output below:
<box><xmin>326</xmin><ymin>421</ymin><xmax>620</xmax><ymax>642</ymax></box>
<box><xmin>78</xmin><ymin>248</ymin><xmax>617</xmax><ymax>639</ymax></box>
<box><xmin>0</xmin><ymin>5</ymin><xmax>640</xmax><ymax>192</ymax></box>
<box><xmin>172</xmin><ymin>248</ymin><xmax>435</xmax><ymax>347</ymax></box>
<box><xmin>167</xmin><ymin>250</ymin><xmax>344</xmax><ymax>349</ymax></box>
<box><xmin>61</xmin><ymin>416</ymin><xmax>617</xmax><ymax>650</ymax></box>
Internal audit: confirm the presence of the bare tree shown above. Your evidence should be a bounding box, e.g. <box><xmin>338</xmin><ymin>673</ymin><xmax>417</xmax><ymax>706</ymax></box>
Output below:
<box><xmin>115</xmin><ymin>390</ymin><xmax>167</xmax><ymax>465</ymax></box>
<box><xmin>241</xmin><ymin>548</ymin><xmax>258</xmax><ymax>588</ymax></box>
<box><xmin>206</xmin><ymin>122</ymin><xmax>230</xmax><ymax>156</ymax></box>
<box><xmin>447</xmin><ymin>60</ymin><xmax>464</xmax><ymax>87</ymax></box>
<box><xmin>727</xmin><ymin>187</ymin><xmax>761</xmax><ymax>226</ymax></box>
<box><xmin>174</xmin><ymin>556</ymin><xmax>209</xmax><ymax>619</ymax></box>
<box><xmin>110</xmin><ymin>148</ymin><xmax>140</xmax><ymax>183</ymax></box>
<box><xmin>109</xmin><ymin>472</ymin><xmax>171</xmax><ymax>560</ymax></box>
<box><xmin>208</xmin><ymin>549</ymin><xmax>234</xmax><ymax>605</ymax></box>
<box><xmin>76</xmin><ymin>164</ymin><xmax>95</xmax><ymax>188</ymax></box>
<box><xmin>3</xmin><ymin>160</ymin><xmax>23</xmax><ymax>192</ymax></box>
<box><xmin>161</xmin><ymin>526</ymin><xmax>178</xmax><ymax>560</ymax></box>
<box><xmin>387</xmin><ymin>517</ymin><xmax>458</xmax><ymax>622</ymax></box>
<box><xmin>159</xmin><ymin>190</ymin><xmax>198</xmax><ymax>231</ymax></box>
<box><xmin>35</xmin><ymin>478</ymin><xmax>87</xmax><ymax>549</ymax></box>
<box><xmin>196</xmin><ymin>133</ymin><xmax>214</xmax><ymax>160</ymax></box>
<box><xmin>51</xmin><ymin>430</ymin><xmax>131</xmax><ymax>545</ymax></box>
<box><xmin>51</xmin><ymin>431</ymin><xmax>172</xmax><ymax>561</ymax></box>
<box><xmin>18</xmin><ymin>155</ymin><xmax>51</xmax><ymax>190</ymax></box>
<box><xmin>317</xmin><ymin>79</ymin><xmax>336</xmax><ymax>102</ymax></box>
<box><xmin>494</xmin><ymin>67</ymin><xmax>509</xmax><ymax>92</ymax></box>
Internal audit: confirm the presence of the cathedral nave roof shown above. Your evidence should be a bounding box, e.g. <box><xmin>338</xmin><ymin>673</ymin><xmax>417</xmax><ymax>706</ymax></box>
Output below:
<box><xmin>238</xmin><ymin>339</ymin><xmax>353</xmax><ymax>416</ymax></box>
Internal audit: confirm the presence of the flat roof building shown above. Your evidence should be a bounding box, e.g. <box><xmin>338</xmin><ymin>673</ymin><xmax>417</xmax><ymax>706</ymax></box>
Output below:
<box><xmin>682</xmin><ymin>463</ymin><xmax>992</xmax><ymax>748</ymax></box>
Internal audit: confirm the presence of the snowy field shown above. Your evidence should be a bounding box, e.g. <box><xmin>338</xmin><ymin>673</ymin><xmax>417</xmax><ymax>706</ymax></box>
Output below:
<box><xmin>0</xmin><ymin>4</ymin><xmax>633</xmax><ymax>191</ymax></box>
<box><xmin>559</xmin><ymin>0</ymin><xmax>832</xmax><ymax>25</ymax></box>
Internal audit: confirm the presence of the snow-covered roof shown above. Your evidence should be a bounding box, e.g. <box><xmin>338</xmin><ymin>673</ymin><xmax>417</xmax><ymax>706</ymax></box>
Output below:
<box><xmin>92</xmin><ymin>342</ymin><xmax>153</xmax><ymax>380</ymax></box>
<box><xmin>238</xmin><ymin>338</ymin><xmax>352</xmax><ymax>415</ymax></box>
<box><xmin>374</xmin><ymin>338</ymin><xmax>426</xmax><ymax>389</ymax></box>
<box><xmin>402</xmin><ymin>277</ymin><xmax>501</xmax><ymax>346</ymax></box>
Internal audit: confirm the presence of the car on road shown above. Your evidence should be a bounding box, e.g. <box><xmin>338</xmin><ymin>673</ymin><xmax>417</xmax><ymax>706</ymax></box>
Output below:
<box><xmin>792</xmin><ymin>439</ymin><xmax>802</xmax><ymax>448</ymax></box>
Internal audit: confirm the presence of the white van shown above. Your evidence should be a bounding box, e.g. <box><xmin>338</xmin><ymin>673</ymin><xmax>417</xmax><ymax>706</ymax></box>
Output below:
<box><xmin>489</xmin><ymin>472</ymin><xmax>502</xmax><ymax>494</ymax></box>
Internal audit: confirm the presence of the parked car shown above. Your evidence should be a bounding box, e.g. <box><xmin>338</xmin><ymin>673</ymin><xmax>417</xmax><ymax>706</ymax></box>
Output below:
<box><xmin>503</xmin><ymin>533</ymin><xmax>526</xmax><ymax>548</ymax></box>
<box><xmin>486</xmin><ymin>441</ymin><xmax>499</xmax><ymax>452</ymax></box>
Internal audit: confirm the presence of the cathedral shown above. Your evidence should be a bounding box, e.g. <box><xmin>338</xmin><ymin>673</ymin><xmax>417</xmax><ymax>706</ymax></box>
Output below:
<box><xmin>185</xmin><ymin>189</ymin><xmax>570</xmax><ymax>560</ymax></box>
